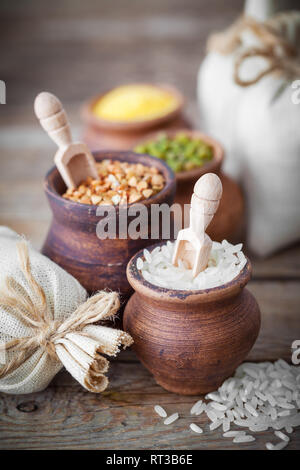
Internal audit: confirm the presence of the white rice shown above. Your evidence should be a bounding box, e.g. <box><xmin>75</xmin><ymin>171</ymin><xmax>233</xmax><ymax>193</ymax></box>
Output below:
<box><xmin>278</xmin><ymin>410</ymin><xmax>290</xmax><ymax>417</ymax></box>
<box><xmin>209</xmin><ymin>420</ymin><xmax>222</xmax><ymax>431</ymax></box>
<box><xmin>136</xmin><ymin>257</ymin><xmax>144</xmax><ymax>270</ymax></box>
<box><xmin>154</xmin><ymin>359</ymin><xmax>299</xmax><ymax>448</ymax></box>
<box><xmin>143</xmin><ymin>249</ymin><xmax>152</xmax><ymax>264</ymax></box>
<box><xmin>190</xmin><ymin>400</ymin><xmax>203</xmax><ymax>415</ymax></box>
<box><xmin>222</xmin><ymin>419</ymin><xmax>230</xmax><ymax>433</ymax></box>
<box><xmin>206</xmin><ymin>410</ymin><xmax>218</xmax><ymax>422</ymax></box>
<box><xmin>137</xmin><ymin>240</ymin><xmax>246</xmax><ymax>290</ymax></box>
<box><xmin>233</xmin><ymin>435</ymin><xmax>255</xmax><ymax>443</ymax></box>
<box><xmin>211</xmin><ymin>402</ymin><xmax>227</xmax><ymax>411</ymax></box>
<box><xmin>245</xmin><ymin>403</ymin><xmax>258</xmax><ymax>417</ymax></box>
<box><xmin>223</xmin><ymin>431</ymin><xmax>246</xmax><ymax>438</ymax></box>
<box><xmin>266</xmin><ymin>442</ymin><xmax>275</xmax><ymax>450</ymax></box>
<box><xmin>194</xmin><ymin>403</ymin><xmax>206</xmax><ymax>416</ymax></box>
<box><xmin>272</xmin><ymin>441</ymin><xmax>289</xmax><ymax>450</ymax></box>
<box><xmin>154</xmin><ymin>405</ymin><xmax>167</xmax><ymax>418</ymax></box>
<box><xmin>274</xmin><ymin>430</ymin><xmax>289</xmax><ymax>442</ymax></box>
<box><xmin>206</xmin><ymin>392</ymin><xmax>222</xmax><ymax>402</ymax></box>
<box><xmin>164</xmin><ymin>413</ymin><xmax>179</xmax><ymax>425</ymax></box>
<box><xmin>206</xmin><ymin>360</ymin><xmax>299</xmax><ymax>445</ymax></box>
<box><xmin>190</xmin><ymin>423</ymin><xmax>203</xmax><ymax>434</ymax></box>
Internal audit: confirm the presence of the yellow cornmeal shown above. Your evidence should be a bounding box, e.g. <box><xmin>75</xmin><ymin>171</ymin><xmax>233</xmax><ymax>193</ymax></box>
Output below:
<box><xmin>93</xmin><ymin>84</ymin><xmax>178</xmax><ymax>122</ymax></box>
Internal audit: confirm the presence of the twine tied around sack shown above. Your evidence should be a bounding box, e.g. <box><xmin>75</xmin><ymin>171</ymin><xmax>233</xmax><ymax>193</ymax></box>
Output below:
<box><xmin>0</xmin><ymin>242</ymin><xmax>133</xmax><ymax>392</ymax></box>
<box><xmin>208</xmin><ymin>14</ymin><xmax>300</xmax><ymax>87</ymax></box>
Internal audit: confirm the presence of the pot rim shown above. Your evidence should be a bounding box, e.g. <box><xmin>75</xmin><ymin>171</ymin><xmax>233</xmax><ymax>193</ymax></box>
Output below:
<box><xmin>133</xmin><ymin>129</ymin><xmax>224</xmax><ymax>183</ymax></box>
<box><xmin>44</xmin><ymin>150</ymin><xmax>176</xmax><ymax>212</ymax></box>
<box><xmin>126</xmin><ymin>241</ymin><xmax>252</xmax><ymax>304</ymax></box>
<box><xmin>81</xmin><ymin>83</ymin><xmax>185</xmax><ymax>133</ymax></box>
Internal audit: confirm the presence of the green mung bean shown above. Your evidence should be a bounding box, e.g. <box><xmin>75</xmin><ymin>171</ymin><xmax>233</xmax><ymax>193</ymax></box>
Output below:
<box><xmin>134</xmin><ymin>133</ymin><xmax>213</xmax><ymax>173</ymax></box>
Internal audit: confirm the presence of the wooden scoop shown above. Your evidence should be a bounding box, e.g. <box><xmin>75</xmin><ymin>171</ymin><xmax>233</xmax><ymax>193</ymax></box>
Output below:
<box><xmin>172</xmin><ymin>173</ymin><xmax>223</xmax><ymax>277</ymax></box>
<box><xmin>34</xmin><ymin>92</ymin><xmax>98</xmax><ymax>189</ymax></box>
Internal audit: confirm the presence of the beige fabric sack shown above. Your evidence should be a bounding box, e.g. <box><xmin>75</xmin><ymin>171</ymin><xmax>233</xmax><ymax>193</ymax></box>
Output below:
<box><xmin>198</xmin><ymin>7</ymin><xmax>300</xmax><ymax>256</ymax></box>
<box><xmin>0</xmin><ymin>226</ymin><xmax>133</xmax><ymax>395</ymax></box>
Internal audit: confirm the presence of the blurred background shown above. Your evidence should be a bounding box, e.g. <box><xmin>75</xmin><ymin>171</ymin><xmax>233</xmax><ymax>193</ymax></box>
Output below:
<box><xmin>1</xmin><ymin>0</ymin><xmax>242</xmax><ymax>120</ymax></box>
<box><xmin>0</xmin><ymin>0</ymin><xmax>246</xmax><ymax>246</ymax></box>
<box><xmin>0</xmin><ymin>0</ymin><xmax>299</xmax><ymax>256</ymax></box>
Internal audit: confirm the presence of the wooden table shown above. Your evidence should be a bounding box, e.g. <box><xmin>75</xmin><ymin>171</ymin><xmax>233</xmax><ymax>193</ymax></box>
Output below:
<box><xmin>0</xmin><ymin>0</ymin><xmax>299</xmax><ymax>450</ymax></box>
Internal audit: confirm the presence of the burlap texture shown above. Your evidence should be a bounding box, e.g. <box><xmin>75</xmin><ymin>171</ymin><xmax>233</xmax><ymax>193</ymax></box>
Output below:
<box><xmin>0</xmin><ymin>227</ymin><xmax>133</xmax><ymax>394</ymax></box>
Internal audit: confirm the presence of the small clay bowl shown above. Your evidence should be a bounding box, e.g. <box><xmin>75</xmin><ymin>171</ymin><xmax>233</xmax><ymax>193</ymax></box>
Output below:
<box><xmin>81</xmin><ymin>84</ymin><xmax>191</xmax><ymax>151</ymax></box>
<box><xmin>42</xmin><ymin>151</ymin><xmax>176</xmax><ymax>301</ymax></box>
<box><xmin>123</xmin><ymin>242</ymin><xmax>261</xmax><ymax>395</ymax></box>
<box><xmin>133</xmin><ymin>129</ymin><xmax>244</xmax><ymax>242</ymax></box>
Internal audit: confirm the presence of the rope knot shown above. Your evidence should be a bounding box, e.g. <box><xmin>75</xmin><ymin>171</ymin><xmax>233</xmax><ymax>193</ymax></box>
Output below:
<box><xmin>35</xmin><ymin>320</ymin><xmax>60</xmax><ymax>359</ymax></box>
<box><xmin>208</xmin><ymin>14</ymin><xmax>300</xmax><ymax>87</ymax></box>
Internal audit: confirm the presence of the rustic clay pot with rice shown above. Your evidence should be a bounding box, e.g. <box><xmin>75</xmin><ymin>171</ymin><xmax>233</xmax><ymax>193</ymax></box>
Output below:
<box><xmin>123</xmin><ymin>242</ymin><xmax>261</xmax><ymax>395</ymax></box>
<box><xmin>43</xmin><ymin>151</ymin><xmax>176</xmax><ymax>301</ymax></box>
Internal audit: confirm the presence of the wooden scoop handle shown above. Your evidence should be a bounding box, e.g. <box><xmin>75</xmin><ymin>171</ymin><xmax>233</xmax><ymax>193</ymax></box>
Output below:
<box><xmin>34</xmin><ymin>92</ymin><xmax>72</xmax><ymax>148</ymax></box>
<box><xmin>190</xmin><ymin>173</ymin><xmax>222</xmax><ymax>233</ymax></box>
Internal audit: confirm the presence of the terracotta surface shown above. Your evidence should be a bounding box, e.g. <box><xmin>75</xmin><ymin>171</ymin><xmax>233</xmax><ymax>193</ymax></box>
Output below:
<box><xmin>134</xmin><ymin>129</ymin><xmax>244</xmax><ymax>242</ymax></box>
<box><xmin>42</xmin><ymin>151</ymin><xmax>176</xmax><ymax>300</ymax></box>
<box><xmin>81</xmin><ymin>84</ymin><xmax>191</xmax><ymax>151</ymax></box>
<box><xmin>124</xmin><ymin>242</ymin><xmax>261</xmax><ymax>395</ymax></box>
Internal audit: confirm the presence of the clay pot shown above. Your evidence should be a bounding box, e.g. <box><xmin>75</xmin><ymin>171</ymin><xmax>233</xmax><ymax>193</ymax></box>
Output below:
<box><xmin>134</xmin><ymin>130</ymin><xmax>244</xmax><ymax>243</ymax></box>
<box><xmin>42</xmin><ymin>151</ymin><xmax>176</xmax><ymax>301</ymax></box>
<box><xmin>81</xmin><ymin>84</ymin><xmax>191</xmax><ymax>151</ymax></box>
<box><xmin>123</xmin><ymin>243</ymin><xmax>261</xmax><ymax>395</ymax></box>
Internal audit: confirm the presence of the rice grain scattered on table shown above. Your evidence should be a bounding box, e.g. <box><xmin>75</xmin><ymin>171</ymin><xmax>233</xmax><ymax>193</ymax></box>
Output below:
<box><xmin>266</xmin><ymin>442</ymin><xmax>275</xmax><ymax>450</ymax></box>
<box><xmin>154</xmin><ymin>359</ymin><xmax>300</xmax><ymax>449</ymax></box>
<box><xmin>223</xmin><ymin>431</ymin><xmax>246</xmax><ymax>438</ymax></box>
<box><xmin>164</xmin><ymin>413</ymin><xmax>179</xmax><ymax>425</ymax></box>
<box><xmin>209</xmin><ymin>420</ymin><xmax>222</xmax><ymax>431</ymax></box>
<box><xmin>270</xmin><ymin>441</ymin><xmax>289</xmax><ymax>450</ymax></box>
<box><xmin>190</xmin><ymin>400</ymin><xmax>203</xmax><ymax>415</ymax></box>
<box><xmin>190</xmin><ymin>423</ymin><xmax>203</xmax><ymax>434</ymax></box>
<box><xmin>154</xmin><ymin>405</ymin><xmax>167</xmax><ymax>418</ymax></box>
<box><xmin>194</xmin><ymin>403</ymin><xmax>206</xmax><ymax>416</ymax></box>
<box><xmin>274</xmin><ymin>430</ymin><xmax>289</xmax><ymax>442</ymax></box>
<box><xmin>211</xmin><ymin>402</ymin><xmax>227</xmax><ymax>411</ymax></box>
<box><xmin>233</xmin><ymin>435</ymin><xmax>255</xmax><ymax>443</ymax></box>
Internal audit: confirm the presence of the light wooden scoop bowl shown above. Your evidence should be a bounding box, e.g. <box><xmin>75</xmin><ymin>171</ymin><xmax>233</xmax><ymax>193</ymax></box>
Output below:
<box><xmin>172</xmin><ymin>173</ymin><xmax>223</xmax><ymax>277</ymax></box>
<box><xmin>34</xmin><ymin>92</ymin><xmax>98</xmax><ymax>189</ymax></box>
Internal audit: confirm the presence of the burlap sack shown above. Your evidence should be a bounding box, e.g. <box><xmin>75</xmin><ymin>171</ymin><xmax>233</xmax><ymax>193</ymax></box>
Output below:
<box><xmin>198</xmin><ymin>10</ymin><xmax>300</xmax><ymax>256</ymax></box>
<box><xmin>0</xmin><ymin>226</ymin><xmax>133</xmax><ymax>394</ymax></box>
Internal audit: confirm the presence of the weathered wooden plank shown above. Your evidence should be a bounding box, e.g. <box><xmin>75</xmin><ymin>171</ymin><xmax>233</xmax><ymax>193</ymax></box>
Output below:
<box><xmin>251</xmin><ymin>246</ymin><xmax>300</xmax><ymax>280</ymax></box>
<box><xmin>0</xmin><ymin>362</ymin><xmax>299</xmax><ymax>450</ymax></box>
<box><xmin>246</xmin><ymin>281</ymin><xmax>300</xmax><ymax>362</ymax></box>
<box><xmin>0</xmin><ymin>280</ymin><xmax>299</xmax><ymax>449</ymax></box>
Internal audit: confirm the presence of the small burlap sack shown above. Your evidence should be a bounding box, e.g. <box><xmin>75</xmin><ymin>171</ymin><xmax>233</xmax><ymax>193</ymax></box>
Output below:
<box><xmin>0</xmin><ymin>227</ymin><xmax>133</xmax><ymax>394</ymax></box>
